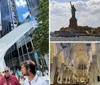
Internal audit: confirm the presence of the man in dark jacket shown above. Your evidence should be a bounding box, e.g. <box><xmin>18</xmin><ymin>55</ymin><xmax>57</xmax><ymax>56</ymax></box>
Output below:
<box><xmin>0</xmin><ymin>67</ymin><xmax>21</xmax><ymax>85</ymax></box>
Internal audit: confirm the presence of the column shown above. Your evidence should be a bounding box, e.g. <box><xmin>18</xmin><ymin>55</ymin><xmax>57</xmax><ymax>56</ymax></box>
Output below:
<box><xmin>65</xmin><ymin>67</ymin><xmax>69</xmax><ymax>83</ymax></box>
<box><xmin>44</xmin><ymin>54</ymin><xmax>49</xmax><ymax>70</ymax></box>
<box><xmin>51</xmin><ymin>56</ymin><xmax>58</xmax><ymax>84</ymax></box>
<box><xmin>58</xmin><ymin>63</ymin><xmax>64</xmax><ymax>84</ymax></box>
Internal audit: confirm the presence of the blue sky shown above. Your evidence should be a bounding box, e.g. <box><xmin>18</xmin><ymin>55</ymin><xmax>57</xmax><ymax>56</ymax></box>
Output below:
<box><xmin>15</xmin><ymin>0</ymin><xmax>29</xmax><ymax>22</ymax></box>
<box><xmin>15</xmin><ymin>0</ymin><xmax>38</xmax><ymax>24</ymax></box>
<box><xmin>16</xmin><ymin>4</ymin><xmax>28</xmax><ymax>22</ymax></box>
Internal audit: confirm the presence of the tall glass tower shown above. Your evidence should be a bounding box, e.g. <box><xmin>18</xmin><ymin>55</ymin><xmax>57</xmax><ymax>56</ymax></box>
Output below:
<box><xmin>0</xmin><ymin>0</ymin><xmax>12</xmax><ymax>36</ymax></box>
<box><xmin>25</xmin><ymin>0</ymin><xmax>40</xmax><ymax>17</ymax></box>
<box><xmin>0</xmin><ymin>0</ymin><xmax>19</xmax><ymax>71</ymax></box>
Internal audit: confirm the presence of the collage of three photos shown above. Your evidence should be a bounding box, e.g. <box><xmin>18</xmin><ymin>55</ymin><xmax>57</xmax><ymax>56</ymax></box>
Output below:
<box><xmin>0</xmin><ymin>0</ymin><xmax>100</xmax><ymax>85</ymax></box>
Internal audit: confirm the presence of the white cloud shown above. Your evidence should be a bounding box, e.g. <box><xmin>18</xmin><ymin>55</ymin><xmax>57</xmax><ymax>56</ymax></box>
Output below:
<box><xmin>22</xmin><ymin>12</ymin><xmax>29</xmax><ymax>19</ymax></box>
<box><xmin>50</xmin><ymin>0</ymin><xmax>100</xmax><ymax>32</ymax></box>
<box><xmin>15</xmin><ymin>0</ymin><xmax>27</xmax><ymax>8</ymax></box>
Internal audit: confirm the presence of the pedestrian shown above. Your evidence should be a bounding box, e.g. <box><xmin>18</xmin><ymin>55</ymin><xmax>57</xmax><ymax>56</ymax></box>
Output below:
<box><xmin>21</xmin><ymin>60</ymin><xmax>48</xmax><ymax>85</ymax></box>
<box><xmin>0</xmin><ymin>67</ymin><xmax>21</xmax><ymax>85</ymax></box>
<box><xmin>16</xmin><ymin>69</ymin><xmax>21</xmax><ymax>80</ymax></box>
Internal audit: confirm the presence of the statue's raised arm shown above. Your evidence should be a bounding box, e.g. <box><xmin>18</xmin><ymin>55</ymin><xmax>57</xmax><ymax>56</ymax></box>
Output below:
<box><xmin>70</xmin><ymin>1</ymin><xmax>72</xmax><ymax>7</ymax></box>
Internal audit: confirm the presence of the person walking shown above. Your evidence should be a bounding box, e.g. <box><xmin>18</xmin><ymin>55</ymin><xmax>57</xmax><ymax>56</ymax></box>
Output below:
<box><xmin>0</xmin><ymin>67</ymin><xmax>21</xmax><ymax>85</ymax></box>
<box><xmin>21</xmin><ymin>60</ymin><xmax>48</xmax><ymax>85</ymax></box>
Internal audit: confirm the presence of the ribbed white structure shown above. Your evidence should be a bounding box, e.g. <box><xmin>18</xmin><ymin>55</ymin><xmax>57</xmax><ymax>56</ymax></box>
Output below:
<box><xmin>0</xmin><ymin>21</ymin><xmax>33</xmax><ymax>71</ymax></box>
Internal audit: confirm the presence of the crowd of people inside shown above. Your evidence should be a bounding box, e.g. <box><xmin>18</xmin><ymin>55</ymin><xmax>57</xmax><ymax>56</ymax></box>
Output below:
<box><xmin>0</xmin><ymin>60</ymin><xmax>49</xmax><ymax>85</ymax></box>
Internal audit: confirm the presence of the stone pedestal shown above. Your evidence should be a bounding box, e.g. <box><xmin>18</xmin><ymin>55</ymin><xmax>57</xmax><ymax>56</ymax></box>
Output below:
<box><xmin>69</xmin><ymin>17</ymin><xmax>77</xmax><ymax>28</ymax></box>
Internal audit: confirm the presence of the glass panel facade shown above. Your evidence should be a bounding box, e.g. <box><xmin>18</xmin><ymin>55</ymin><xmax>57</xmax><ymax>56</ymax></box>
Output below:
<box><xmin>27</xmin><ymin>41</ymin><xmax>33</xmax><ymax>52</ymax></box>
<box><xmin>26</xmin><ymin>0</ymin><xmax>40</xmax><ymax>16</ymax></box>
<box><xmin>19</xmin><ymin>47</ymin><xmax>23</xmax><ymax>56</ymax></box>
<box><xmin>1</xmin><ymin>0</ymin><xmax>12</xmax><ymax>36</ymax></box>
<box><xmin>22</xmin><ymin>45</ymin><xmax>27</xmax><ymax>54</ymax></box>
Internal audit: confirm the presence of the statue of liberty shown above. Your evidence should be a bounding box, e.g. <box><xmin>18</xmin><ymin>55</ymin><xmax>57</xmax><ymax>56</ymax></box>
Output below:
<box><xmin>70</xmin><ymin>1</ymin><xmax>76</xmax><ymax>18</ymax></box>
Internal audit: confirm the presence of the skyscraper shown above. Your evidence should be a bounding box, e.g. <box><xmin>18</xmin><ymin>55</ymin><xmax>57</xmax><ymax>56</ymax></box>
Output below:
<box><xmin>0</xmin><ymin>0</ymin><xmax>20</xmax><ymax>71</ymax></box>
<box><xmin>0</xmin><ymin>0</ymin><xmax>12</xmax><ymax>36</ymax></box>
<box><xmin>9</xmin><ymin>0</ymin><xmax>19</xmax><ymax>28</ymax></box>
<box><xmin>25</xmin><ymin>0</ymin><xmax>40</xmax><ymax>16</ymax></box>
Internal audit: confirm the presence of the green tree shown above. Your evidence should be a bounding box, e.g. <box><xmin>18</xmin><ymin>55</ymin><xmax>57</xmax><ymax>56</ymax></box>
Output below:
<box><xmin>31</xmin><ymin>0</ymin><xmax>49</xmax><ymax>56</ymax></box>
